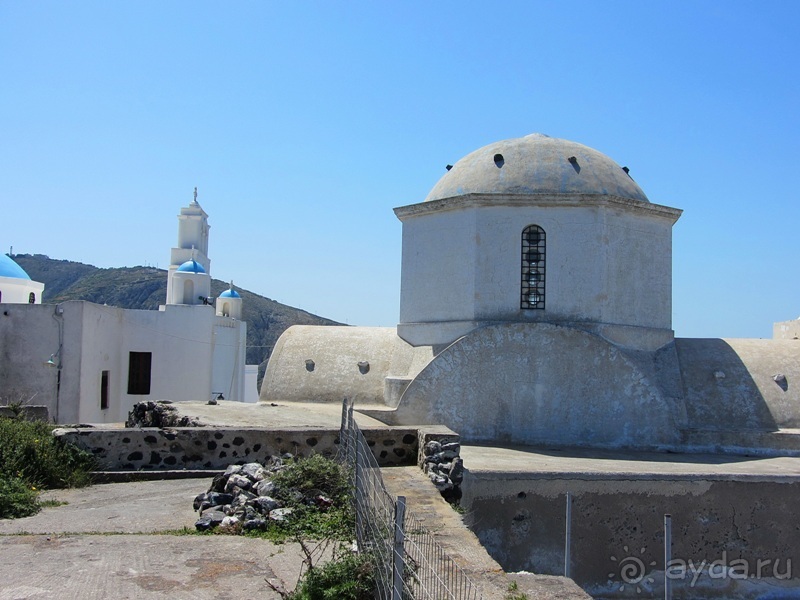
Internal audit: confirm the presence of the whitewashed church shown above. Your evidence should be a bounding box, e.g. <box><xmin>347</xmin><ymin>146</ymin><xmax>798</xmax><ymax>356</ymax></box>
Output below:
<box><xmin>0</xmin><ymin>193</ymin><xmax>248</xmax><ymax>423</ymax></box>
<box><xmin>262</xmin><ymin>133</ymin><xmax>800</xmax><ymax>455</ymax></box>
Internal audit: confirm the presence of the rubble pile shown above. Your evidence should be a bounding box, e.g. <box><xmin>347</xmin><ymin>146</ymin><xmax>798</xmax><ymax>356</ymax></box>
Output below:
<box><xmin>193</xmin><ymin>456</ymin><xmax>334</xmax><ymax>532</ymax></box>
<box><xmin>125</xmin><ymin>400</ymin><xmax>202</xmax><ymax>428</ymax></box>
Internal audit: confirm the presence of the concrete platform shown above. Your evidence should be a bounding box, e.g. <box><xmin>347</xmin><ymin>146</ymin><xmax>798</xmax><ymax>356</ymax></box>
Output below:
<box><xmin>117</xmin><ymin>400</ymin><xmax>388</xmax><ymax>428</ymax></box>
<box><xmin>0</xmin><ymin>479</ymin><xmax>319</xmax><ymax>599</ymax></box>
<box><xmin>460</xmin><ymin>444</ymin><xmax>800</xmax><ymax>480</ymax></box>
<box><xmin>458</xmin><ymin>445</ymin><xmax>800</xmax><ymax>599</ymax></box>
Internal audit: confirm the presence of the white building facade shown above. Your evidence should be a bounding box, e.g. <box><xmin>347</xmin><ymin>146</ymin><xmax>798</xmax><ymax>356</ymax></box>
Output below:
<box><xmin>0</xmin><ymin>194</ymin><xmax>247</xmax><ymax>423</ymax></box>
<box><xmin>0</xmin><ymin>254</ymin><xmax>45</xmax><ymax>305</ymax></box>
<box><xmin>262</xmin><ymin>134</ymin><xmax>800</xmax><ymax>453</ymax></box>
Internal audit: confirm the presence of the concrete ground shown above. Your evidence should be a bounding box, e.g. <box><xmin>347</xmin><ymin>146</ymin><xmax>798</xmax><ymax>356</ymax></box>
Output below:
<box><xmin>0</xmin><ymin>479</ymin><xmax>320</xmax><ymax>600</ymax></box>
<box><xmin>459</xmin><ymin>444</ymin><xmax>800</xmax><ymax>480</ymax></box>
<box><xmin>100</xmin><ymin>400</ymin><xmax>388</xmax><ymax>428</ymax></box>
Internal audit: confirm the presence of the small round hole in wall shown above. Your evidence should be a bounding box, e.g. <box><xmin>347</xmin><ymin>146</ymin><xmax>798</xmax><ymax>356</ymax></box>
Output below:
<box><xmin>493</xmin><ymin>153</ymin><xmax>504</xmax><ymax>167</ymax></box>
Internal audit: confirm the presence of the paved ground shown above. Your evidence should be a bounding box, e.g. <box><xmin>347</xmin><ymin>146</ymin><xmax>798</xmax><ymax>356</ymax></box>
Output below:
<box><xmin>89</xmin><ymin>400</ymin><xmax>389</xmax><ymax>429</ymax></box>
<box><xmin>0</xmin><ymin>479</ymin><xmax>319</xmax><ymax>600</ymax></box>
<box><xmin>460</xmin><ymin>444</ymin><xmax>800</xmax><ymax>481</ymax></box>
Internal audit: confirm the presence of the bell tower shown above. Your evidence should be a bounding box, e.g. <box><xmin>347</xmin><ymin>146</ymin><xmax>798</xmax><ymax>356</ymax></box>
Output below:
<box><xmin>166</xmin><ymin>188</ymin><xmax>213</xmax><ymax>305</ymax></box>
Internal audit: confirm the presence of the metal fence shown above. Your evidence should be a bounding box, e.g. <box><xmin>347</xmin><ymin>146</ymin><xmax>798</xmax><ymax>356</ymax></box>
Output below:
<box><xmin>339</xmin><ymin>399</ymin><xmax>483</xmax><ymax>600</ymax></box>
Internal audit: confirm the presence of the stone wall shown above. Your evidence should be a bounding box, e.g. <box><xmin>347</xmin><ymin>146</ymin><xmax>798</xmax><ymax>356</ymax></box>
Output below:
<box><xmin>55</xmin><ymin>425</ymin><xmax>459</xmax><ymax>472</ymax></box>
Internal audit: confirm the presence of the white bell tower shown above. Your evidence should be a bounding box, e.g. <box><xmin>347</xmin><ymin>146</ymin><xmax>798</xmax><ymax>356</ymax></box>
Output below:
<box><xmin>166</xmin><ymin>188</ymin><xmax>213</xmax><ymax>305</ymax></box>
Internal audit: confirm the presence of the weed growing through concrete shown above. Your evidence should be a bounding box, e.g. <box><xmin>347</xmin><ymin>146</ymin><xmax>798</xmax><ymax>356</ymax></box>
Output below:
<box><xmin>506</xmin><ymin>580</ymin><xmax>530</xmax><ymax>600</ymax></box>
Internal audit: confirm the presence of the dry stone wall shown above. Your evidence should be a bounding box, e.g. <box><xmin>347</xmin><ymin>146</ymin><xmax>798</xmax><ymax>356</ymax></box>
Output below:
<box><xmin>55</xmin><ymin>425</ymin><xmax>459</xmax><ymax>471</ymax></box>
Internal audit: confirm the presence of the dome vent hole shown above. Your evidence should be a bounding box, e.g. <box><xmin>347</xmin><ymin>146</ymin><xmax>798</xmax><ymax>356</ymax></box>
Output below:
<box><xmin>493</xmin><ymin>153</ymin><xmax>504</xmax><ymax>168</ymax></box>
<box><xmin>568</xmin><ymin>156</ymin><xmax>580</xmax><ymax>173</ymax></box>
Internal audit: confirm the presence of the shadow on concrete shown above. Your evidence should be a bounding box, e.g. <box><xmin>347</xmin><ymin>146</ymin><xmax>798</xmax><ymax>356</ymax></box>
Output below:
<box><xmin>675</xmin><ymin>338</ymin><xmax>778</xmax><ymax>432</ymax></box>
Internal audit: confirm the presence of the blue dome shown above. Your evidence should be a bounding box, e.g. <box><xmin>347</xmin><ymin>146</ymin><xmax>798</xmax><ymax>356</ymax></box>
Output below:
<box><xmin>220</xmin><ymin>289</ymin><xmax>240</xmax><ymax>299</ymax></box>
<box><xmin>177</xmin><ymin>259</ymin><xmax>206</xmax><ymax>274</ymax></box>
<box><xmin>0</xmin><ymin>255</ymin><xmax>31</xmax><ymax>280</ymax></box>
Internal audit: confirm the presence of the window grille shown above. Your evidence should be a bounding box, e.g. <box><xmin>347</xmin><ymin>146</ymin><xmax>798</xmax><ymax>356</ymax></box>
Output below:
<box><xmin>521</xmin><ymin>225</ymin><xmax>546</xmax><ymax>309</ymax></box>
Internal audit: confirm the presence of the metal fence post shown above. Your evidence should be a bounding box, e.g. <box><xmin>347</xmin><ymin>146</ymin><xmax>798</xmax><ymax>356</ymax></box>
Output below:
<box><xmin>393</xmin><ymin>496</ymin><xmax>407</xmax><ymax>600</ymax></box>
<box><xmin>354</xmin><ymin>430</ymin><xmax>363</xmax><ymax>548</ymax></box>
<box><xmin>565</xmin><ymin>492</ymin><xmax>572</xmax><ymax>578</ymax></box>
<box><xmin>340</xmin><ymin>398</ymin><xmax>349</xmax><ymax>458</ymax></box>
<box><xmin>664</xmin><ymin>514</ymin><xmax>672</xmax><ymax>600</ymax></box>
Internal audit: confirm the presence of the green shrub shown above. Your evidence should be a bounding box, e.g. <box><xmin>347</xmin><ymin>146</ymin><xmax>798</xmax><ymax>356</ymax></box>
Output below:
<box><xmin>0</xmin><ymin>475</ymin><xmax>39</xmax><ymax>519</ymax></box>
<box><xmin>267</xmin><ymin>454</ymin><xmax>353</xmax><ymax>541</ymax></box>
<box><xmin>272</xmin><ymin>454</ymin><xmax>350</xmax><ymax>505</ymax></box>
<box><xmin>0</xmin><ymin>417</ymin><xmax>95</xmax><ymax>489</ymax></box>
<box><xmin>288</xmin><ymin>550</ymin><xmax>375</xmax><ymax>600</ymax></box>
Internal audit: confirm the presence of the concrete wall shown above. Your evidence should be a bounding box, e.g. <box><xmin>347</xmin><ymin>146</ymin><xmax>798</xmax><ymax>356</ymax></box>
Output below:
<box><xmin>377</xmin><ymin>322</ymin><xmax>686</xmax><ymax>449</ymax></box>
<box><xmin>774</xmin><ymin>319</ymin><xmax>800</xmax><ymax>340</ymax></box>
<box><xmin>396</xmin><ymin>196</ymin><xmax>679</xmax><ymax>347</ymax></box>
<box><xmin>461</xmin><ymin>474</ymin><xmax>799</xmax><ymax>598</ymax></box>
<box><xmin>675</xmin><ymin>338</ymin><xmax>800</xmax><ymax>431</ymax></box>
<box><xmin>261</xmin><ymin>326</ymin><xmax>433</xmax><ymax>406</ymax></box>
<box><xmin>0</xmin><ymin>302</ymin><xmax>77</xmax><ymax>423</ymax></box>
<box><xmin>0</xmin><ymin>301</ymin><xmax>246</xmax><ymax>424</ymax></box>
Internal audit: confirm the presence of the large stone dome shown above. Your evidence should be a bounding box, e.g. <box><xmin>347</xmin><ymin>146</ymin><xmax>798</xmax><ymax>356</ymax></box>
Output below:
<box><xmin>425</xmin><ymin>133</ymin><xmax>649</xmax><ymax>203</ymax></box>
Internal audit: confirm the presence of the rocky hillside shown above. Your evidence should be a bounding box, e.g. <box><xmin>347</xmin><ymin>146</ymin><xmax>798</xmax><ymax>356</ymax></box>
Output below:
<box><xmin>12</xmin><ymin>254</ymin><xmax>342</xmax><ymax>375</ymax></box>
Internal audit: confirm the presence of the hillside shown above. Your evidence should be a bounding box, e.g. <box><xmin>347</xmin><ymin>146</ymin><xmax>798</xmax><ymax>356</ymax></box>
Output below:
<box><xmin>12</xmin><ymin>254</ymin><xmax>342</xmax><ymax>375</ymax></box>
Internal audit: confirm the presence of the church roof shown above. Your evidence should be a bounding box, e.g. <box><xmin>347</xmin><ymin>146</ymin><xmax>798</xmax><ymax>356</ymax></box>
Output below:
<box><xmin>0</xmin><ymin>254</ymin><xmax>32</xmax><ymax>280</ymax></box>
<box><xmin>177</xmin><ymin>259</ymin><xmax>206</xmax><ymax>274</ymax></box>
<box><xmin>425</xmin><ymin>133</ymin><xmax>649</xmax><ymax>203</ymax></box>
<box><xmin>220</xmin><ymin>289</ymin><xmax>240</xmax><ymax>299</ymax></box>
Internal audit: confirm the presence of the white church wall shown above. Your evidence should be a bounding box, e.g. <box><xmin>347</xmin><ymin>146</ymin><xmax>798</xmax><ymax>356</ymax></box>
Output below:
<box><xmin>675</xmin><ymin>337</ymin><xmax>800</xmax><ymax>431</ymax></box>
<box><xmin>211</xmin><ymin>319</ymin><xmax>246</xmax><ymax>401</ymax></box>
<box><xmin>774</xmin><ymin>320</ymin><xmax>800</xmax><ymax>340</ymax></box>
<box><xmin>398</xmin><ymin>209</ymin><xmax>477</xmax><ymax>324</ymax></box>
<box><xmin>0</xmin><ymin>303</ymin><xmax>72</xmax><ymax>422</ymax></box>
<box><xmin>0</xmin><ymin>276</ymin><xmax>45</xmax><ymax>304</ymax></box>
<box><xmin>397</xmin><ymin>198</ymin><xmax>677</xmax><ymax>347</ymax></box>
<box><xmin>261</xmin><ymin>326</ymin><xmax>434</xmax><ymax>406</ymax></box>
<box><xmin>602</xmin><ymin>208</ymin><xmax>674</xmax><ymax>330</ymax></box>
<box><xmin>75</xmin><ymin>303</ymin><xmax>246</xmax><ymax>423</ymax></box>
<box><xmin>244</xmin><ymin>365</ymin><xmax>260</xmax><ymax>403</ymax></box>
<box><xmin>471</xmin><ymin>204</ymin><xmax>606</xmax><ymax>322</ymax></box>
<box><xmin>381</xmin><ymin>322</ymin><xmax>686</xmax><ymax>449</ymax></box>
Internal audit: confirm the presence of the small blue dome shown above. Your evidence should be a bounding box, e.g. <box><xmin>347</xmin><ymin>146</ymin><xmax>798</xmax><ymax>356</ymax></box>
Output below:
<box><xmin>0</xmin><ymin>255</ymin><xmax>31</xmax><ymax>280</ymax></box>
<box><xmin>177</xmin><ymin>259</ymin><xmax>206</xmax><ymax>274</ymax></box>
<box><xmin>220</xmin><ymin>289</ymin><xmax>240</xmax><ymax>299</ymax></box>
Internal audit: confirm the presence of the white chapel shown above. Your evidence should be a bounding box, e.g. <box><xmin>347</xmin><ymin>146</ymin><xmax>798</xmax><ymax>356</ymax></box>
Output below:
<box><xmin>0</xmin><ymin>192</ymin><xmax>247</xmax><ymax>423</ymax></box>
<box><xmin>262</xmin><ymin>133</ymin><xmax>800</xmax><ymax>455</ymax></box>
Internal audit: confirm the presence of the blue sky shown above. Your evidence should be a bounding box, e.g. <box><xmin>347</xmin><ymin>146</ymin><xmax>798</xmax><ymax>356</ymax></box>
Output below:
<box><xmin>2</xmin><ymin>2</ymin><xmax>798</xmax><ymax>338</ymax></box>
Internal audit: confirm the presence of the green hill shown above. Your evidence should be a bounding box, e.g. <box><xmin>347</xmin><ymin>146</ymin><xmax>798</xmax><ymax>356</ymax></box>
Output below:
<box><xmin>12</xmin><ymin>254</ymin><xmax>342</xmax><ymax>379</ymax></box>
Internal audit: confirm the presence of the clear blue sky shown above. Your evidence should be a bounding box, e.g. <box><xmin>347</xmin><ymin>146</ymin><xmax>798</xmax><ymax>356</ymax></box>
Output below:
<box><xmin>2</xmin><ymin>2</ymin><xmax>798</xmax><ymax>338</ymax></box>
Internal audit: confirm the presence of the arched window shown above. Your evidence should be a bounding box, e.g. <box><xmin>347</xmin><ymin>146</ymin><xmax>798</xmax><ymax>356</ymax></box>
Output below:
<box><xmin>28</xmin><ymin>292</ymin><xmax>35</xmax><ymax>304</ymax></box>
<box><xmin>521</xmin><ymin>225</ymin><xmax>545</xmax><ymax>310</ymax></box>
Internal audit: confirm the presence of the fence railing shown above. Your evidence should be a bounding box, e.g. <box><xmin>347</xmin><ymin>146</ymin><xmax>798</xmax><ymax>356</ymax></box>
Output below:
<box><xmin>339</xmin><ymin>399</ymin><xmax>483</xmax><ymax>600</ymax></box>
